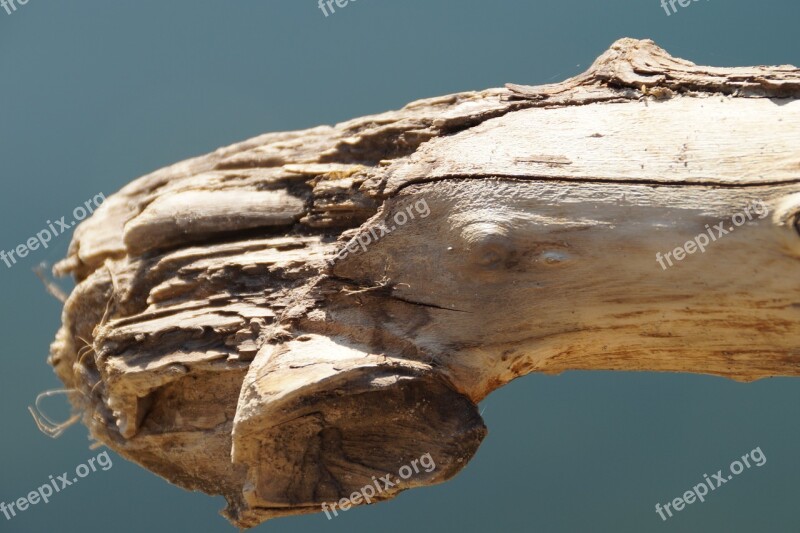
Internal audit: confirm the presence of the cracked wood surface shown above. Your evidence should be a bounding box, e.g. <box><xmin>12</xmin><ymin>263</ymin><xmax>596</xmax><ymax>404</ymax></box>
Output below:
<box><xmin>48</xmin><ymin>38</ymin><xmax>800</xmax><ymax>527</ymax></box>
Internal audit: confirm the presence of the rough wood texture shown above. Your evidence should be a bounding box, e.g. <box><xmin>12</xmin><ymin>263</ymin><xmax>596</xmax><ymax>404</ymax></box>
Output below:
<box><xmin>48</xmin><ymin>38</ymin><xmax>800</xmax><ymax>527</ymax></box>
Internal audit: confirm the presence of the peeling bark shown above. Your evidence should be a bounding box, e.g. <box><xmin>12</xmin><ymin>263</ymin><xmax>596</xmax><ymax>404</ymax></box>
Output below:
<box><xmin>48</xmin><ymin>38</ymin><xmax>800</xmax><ymax>527</ymax></box>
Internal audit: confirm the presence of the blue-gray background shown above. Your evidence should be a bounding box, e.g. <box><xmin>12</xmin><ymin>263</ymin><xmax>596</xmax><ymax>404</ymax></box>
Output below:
<box><xmin>1</xmin><ymin>1</ymin><xmax>797</xmax><ymax>532</ymax></box>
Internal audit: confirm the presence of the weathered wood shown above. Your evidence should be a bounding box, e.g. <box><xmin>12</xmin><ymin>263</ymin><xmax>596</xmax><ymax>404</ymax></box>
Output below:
<box><xmin>47</xmin><ymin>38</ymin><xmax>800</xmax><ymax>528</ymax></box>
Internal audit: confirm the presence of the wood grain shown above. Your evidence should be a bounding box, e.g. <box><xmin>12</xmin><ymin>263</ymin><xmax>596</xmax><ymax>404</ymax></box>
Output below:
<box><xmin>47</xmin><ymin>38</ymin><xmax>800</xmax><ymax>527</ymax></box>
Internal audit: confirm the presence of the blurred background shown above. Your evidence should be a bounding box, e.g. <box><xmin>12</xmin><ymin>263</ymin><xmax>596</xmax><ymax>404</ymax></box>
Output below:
<box><xmin>0</xmin><ymin>1</ymin><xmax>798</xmax><ymax>531</ymax></box>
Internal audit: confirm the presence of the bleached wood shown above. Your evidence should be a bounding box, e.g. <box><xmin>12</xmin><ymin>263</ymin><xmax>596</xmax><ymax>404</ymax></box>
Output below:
<box><xmin>47</xmin><ymin>39</ymin><xmax>800</xmax><ymax>528</ymax></box>
<box><xmin>383</xmin><ymin>98</ymin><xmax>800</xmax><ymax>192</ymax></box>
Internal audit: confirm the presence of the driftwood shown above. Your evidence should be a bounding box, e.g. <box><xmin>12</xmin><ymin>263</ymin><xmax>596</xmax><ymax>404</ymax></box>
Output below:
<box><xmin>48</xmin><ymin>38</ymin><xmax>800</xmax><ymax>528</ymax></box>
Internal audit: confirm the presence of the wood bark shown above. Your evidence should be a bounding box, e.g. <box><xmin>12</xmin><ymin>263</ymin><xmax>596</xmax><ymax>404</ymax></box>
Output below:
<box><xmin>47</xmin><ymin>38</ymin><xmax>800</xmax><ymax>527</ymax></box>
